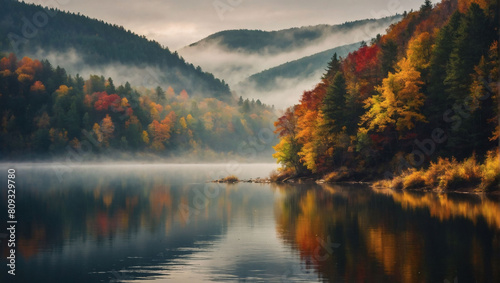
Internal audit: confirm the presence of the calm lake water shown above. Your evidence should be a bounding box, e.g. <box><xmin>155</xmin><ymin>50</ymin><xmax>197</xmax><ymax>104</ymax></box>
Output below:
<box><xmin>0</xmin><ymin>163</ymin><xmax>499</xmax><ymax>283</ymax></box>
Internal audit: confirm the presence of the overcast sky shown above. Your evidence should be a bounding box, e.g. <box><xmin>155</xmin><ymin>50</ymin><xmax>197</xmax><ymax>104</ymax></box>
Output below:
<box><xmin>26</xmin><ymin>0</ymin><xmax>439</xmax><ymax>50</ymax></box>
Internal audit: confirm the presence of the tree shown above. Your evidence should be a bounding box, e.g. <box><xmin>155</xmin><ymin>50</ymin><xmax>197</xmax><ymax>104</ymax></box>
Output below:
<box><xmin>322</xmin><ymin>72</ymin><xmax>347</xmax><ymax>134</ymax></box>
<box><xmin>379</xmin><ymin>39</ymin><xmax>398</xmax><ymax>76</ymax></box>
<box><xmin>360</xmin><ymin>58</ymin><xmax>426</xmax><ymax>137</ymax></box>
<box><xmin>100</xmin><ymin>114</ymin><xmax>114</xmax><ymax>147</ymax></box>
<box><xmin>155</xmin><ymin>86</ymin><xmax>165</xmax><ymax>103</ymax></box>
<box><xmin>273</xmin><ymin>107</ymin><xmax>304</xmax><ymax>174</ymax></box>
<box><xmin>322</xmin><ymin>53</ymin><xmax>341</xmax><ymax>81</ymax></box>
<box><xmin>426</xmin><ymin>11</ymin><xmax>462</xmax><ymax>124</ymax></box>
<box><xmin>445</xmin><ymin>3</ymin><xmax>493</xmax><ymax>104</ymax></box>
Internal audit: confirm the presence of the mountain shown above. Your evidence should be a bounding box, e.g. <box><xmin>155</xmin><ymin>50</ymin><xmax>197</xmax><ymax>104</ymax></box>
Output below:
<box><xmin>243</xmin><ymin>42</ymin><xmax>362</xmax><ymax>91</ymax></box>
<box><xmin>178</xmin><ymin>15</ymin><xmax>403</xmax><ymax>108</ymax></box>
<box><xmin>185</xmin><ymin>16</ymin><xmax>402</xmax><ymax>55</ymax></box>
<box><xmin>0</xmin><ymin>0</ymin><xmax>232</xmax><ymax>101</ymax></box>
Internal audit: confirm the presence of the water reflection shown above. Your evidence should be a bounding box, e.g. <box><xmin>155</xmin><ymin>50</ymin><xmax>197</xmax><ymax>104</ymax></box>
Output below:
<box><xmin>0</xmin><ymin>164</ymin><xmax>498</xmax><ymax>283</ymax></box>
<box><xmin>273</xmin><ymin>183</ymin><xmax>500</xmax><ymax>283</ymax></box>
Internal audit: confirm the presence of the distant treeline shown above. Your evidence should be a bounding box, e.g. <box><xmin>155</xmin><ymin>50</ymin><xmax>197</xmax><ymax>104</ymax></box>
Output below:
<box><xmin>0</xmin><ymin>54</ymin><xmax>277</xmax><ymax>159</ymax></box>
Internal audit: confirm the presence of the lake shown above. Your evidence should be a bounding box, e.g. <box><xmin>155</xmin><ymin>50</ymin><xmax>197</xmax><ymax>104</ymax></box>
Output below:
<box><xmin>0</xmin><ymin>163</ymin><xmax>499</xmax><ymax>282</ymax></box>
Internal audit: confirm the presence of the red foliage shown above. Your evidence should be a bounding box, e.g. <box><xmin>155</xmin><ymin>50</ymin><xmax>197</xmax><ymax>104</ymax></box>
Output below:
<box><xmin>0</xmin><ymin>53</ymin><xmax>17</xmax><ymax>71</ymax></box>
<box><xmin>274</xmin><ymin>108</ymin><xmax>297</xmax><ymax>137</ymax></box>
<box><xmin>346</xmin><ymin>45</ymin><xmax>380</xmax><ymax>76</ymax></box>
<box><xmin>93</xmin><ymin>92</ymin><xmax>122</xmax><ymax>112</ymax></box>
<box><xmin>298</xmin><ymin>83</ymin><xmax>327</xmax><ymax>112</ymax></box>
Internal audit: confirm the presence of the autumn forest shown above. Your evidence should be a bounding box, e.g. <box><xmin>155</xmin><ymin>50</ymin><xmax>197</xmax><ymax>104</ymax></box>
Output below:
<box><xmin>273</xmin><ymin>0</ymin><xmax>499</xmax><ymax>191</ymax></box>
<box><xmin>0</xmin><ymin>0</ymin><xmax>498</xmax><ymax>190</ymax></box>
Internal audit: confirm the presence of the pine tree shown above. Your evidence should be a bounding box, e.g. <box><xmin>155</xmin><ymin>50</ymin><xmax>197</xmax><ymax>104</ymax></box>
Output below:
<box><xmin>322</xmin><ymin>53</ymin><xmax>341</xmax><ymax>81</ymax></box>
<box><xmin>380</xmin><ymin>39</ymin><xmax>398</xmax><ymax>76</ymax></box>
<box><xmin>445</xmin><ymin>4</ymin><xmax>493</xmax><ymax>104</ymax></box>
<box><xmin>322</xmin><ymin>72</ymin><xmax>347</xmax><ymax>134</ymax></box>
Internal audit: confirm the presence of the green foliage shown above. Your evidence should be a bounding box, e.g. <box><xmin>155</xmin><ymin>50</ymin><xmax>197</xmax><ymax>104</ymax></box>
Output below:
<box><xmin>322</xmin><ymin>72</ymin><xmax>347</xmax><ymax>134</ymax></box>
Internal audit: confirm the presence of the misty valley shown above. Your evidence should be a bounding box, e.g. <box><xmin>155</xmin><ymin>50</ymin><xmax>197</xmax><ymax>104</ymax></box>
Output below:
<box><xmin>0</xmin><ymin>0</ymin><xmax>499</xmax><ymax>282</ymax></box>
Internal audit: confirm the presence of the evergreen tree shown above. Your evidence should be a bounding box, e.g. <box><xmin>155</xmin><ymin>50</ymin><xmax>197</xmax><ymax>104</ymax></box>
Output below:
<box><xmin>445</xmin><ymin>4</ymin><xmax>493</xmax><ymax>104</ymax></box>
<box><xmin>380</xmin><ymin>39</ymin><xmax>398</xmax><ymax>76</ymax></box>
<box><xmin>322</xmin><ymin>53</ymin><xmax>341</xmax><ymax>81</ymax></box>
<box><xmin>322</xmin><ymin>72</ymin><xmax>347</xmax><ymax>134</ymax></box>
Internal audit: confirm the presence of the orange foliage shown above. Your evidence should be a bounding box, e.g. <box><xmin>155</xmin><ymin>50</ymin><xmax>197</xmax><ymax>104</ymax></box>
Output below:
<box><xmin>30</xmin><ymin>81</ymin><xmax>46</xmax><ymax>93</ymax></box>
<box><xmin>458</xmin><ymin>0</ymin><xmax>489</xmax><ymax>13</ymax></box>
<box><xmin>15</xmin><ymin>57</ymin><xmax>42</xmax><ymax>83</ymax></box>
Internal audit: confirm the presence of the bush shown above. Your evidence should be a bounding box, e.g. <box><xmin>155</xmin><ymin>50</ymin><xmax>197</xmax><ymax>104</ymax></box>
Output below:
<box><xmin>220</xmin><ymin>175</ymin><xmax>239</xmax><ymax>183</ymax></box>
<box><xmin>402</xmin><ymin>169</ymin><xmax>426</xmax><ymax>189</ymax></box>
<box><xmin>269</xmin><ymin>168</ymin><xmax>294</xmax><ymax>182</ymax></box>
<box><xmin>481</xmin><ymin>149</ymin><xmax>500</xmax><ymax>191</ymax></box>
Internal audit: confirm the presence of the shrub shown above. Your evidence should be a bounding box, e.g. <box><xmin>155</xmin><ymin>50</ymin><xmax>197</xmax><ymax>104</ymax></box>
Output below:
<box><xmin>481</xmin><ymin>149</ymin><xmax>500</xmax><ymax>191</ymax></box>
<box><xmin>402</xmin><ymin>169</ymin><xmax>426</xmax><ymax>189</ymax></box>
<box><xmin>220</xmin><ymin>175</ymin><xmax>239</xmax><ymax>183</ymax></box>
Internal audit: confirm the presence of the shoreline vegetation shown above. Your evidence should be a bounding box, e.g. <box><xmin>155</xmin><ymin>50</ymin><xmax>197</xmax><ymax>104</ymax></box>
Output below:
<box><xmin>214</xmin><ymin>148</ymin><xmax>499</xmax><ymax>193</ymax></box>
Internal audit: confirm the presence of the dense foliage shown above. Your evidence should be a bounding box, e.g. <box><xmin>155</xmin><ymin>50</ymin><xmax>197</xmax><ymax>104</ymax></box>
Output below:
<box><xmin>0</xmin><ymin>0</ymin><xmax>231</xmax><ymax>101</ymax></box>
<box><xmin>0</xmin><ymin>54</ymin><xmax>276</xmax><ymax>159</ymax></box>
<box><xmin>273</xmin><ymin>0</ymin><xmax>499</xmax><ymax>186</ymax></box>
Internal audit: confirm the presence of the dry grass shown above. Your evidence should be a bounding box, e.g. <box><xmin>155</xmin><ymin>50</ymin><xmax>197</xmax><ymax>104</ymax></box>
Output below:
<box><xmin>324</xmin><ymin>166</ymin><xmax>350</xmax><ymax>182</ymax></box>
<box><xmin>377</xmin><ymin>149</ymin><xmax>499</xmax><ymax>192</ymax></box>
<box><xmin>220</xmin><ymin>175</ymin><xmax>239</xmax><ymax>183</ymax></box>
<box><xmin>402</xmin><ymin>169</ymin><xmax>426</xmax><ymax>189</ymax></box>
<box><xmin>481</xmin><ymin>149</ymin><xmax>500</xmax><ymax>191</ymax></box>
<box><xmin>269</xmin><ymin>168</ymin><xmax>294</xmax><ymax>182</ymax></box>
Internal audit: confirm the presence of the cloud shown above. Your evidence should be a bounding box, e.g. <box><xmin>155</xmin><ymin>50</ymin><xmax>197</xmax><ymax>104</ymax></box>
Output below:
<box><xmin>179</xmin><ymin>19</ymin><xmax>396</xmax><ymax>87</ymax></box>
<box><xmin>24</xmin><ymin>0</ymin><xmax>440</xmax><ymax>50</ymax></box>
<box><xmin>234</xmin><ymin>69</ymin><xmax>325</xmax><ymax>110</ymax></box>
<box><xmin>28</xmin><ymin>48</ymin><xmax>169</xmax><ymax>90</ymax></box>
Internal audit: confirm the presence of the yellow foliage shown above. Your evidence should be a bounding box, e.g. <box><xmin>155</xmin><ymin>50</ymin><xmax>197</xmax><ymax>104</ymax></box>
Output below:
<box><xmin>142</xmin><ymin>130</ymin><xmax>149</xmax><ymax>144</ymax></box>
<box><xmin>93</xmin><ymin>123</ymin><xmax>103</xmax><ymax>144</ymax></box>
<box><xmin>406</xmin><ymin>32</ymin><xmax>433</xmax><ymax>70</ymax></box>
<box><xmin>121</xmin><ymin>97</ymin><xmax>129</xmax><ymax>108</ymax></box>
<box><xmin>481</xmin><ymin>149</ymin><xmax>500</xmax><ymax>190</ymax></box>
<box><xmin>55</xmin><ymin>85</ymin><xmax>70</xmax><ymax>97</ymax></box>
<box><xmin>360</xmin><ymin>58</ymin><xmax>426</xmax><ymax>134</ymax></box>
<box><xmin>179</xmin><ymin>117</ymin><xmax>187</xmax><ymax>129</ymax></box>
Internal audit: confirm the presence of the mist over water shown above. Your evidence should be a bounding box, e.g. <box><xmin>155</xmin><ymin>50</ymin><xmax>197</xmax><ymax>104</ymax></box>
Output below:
<box><xmin>1</xmin><ymin>164</ymin><xmax>498</xmax><ymax>283</ymax></box>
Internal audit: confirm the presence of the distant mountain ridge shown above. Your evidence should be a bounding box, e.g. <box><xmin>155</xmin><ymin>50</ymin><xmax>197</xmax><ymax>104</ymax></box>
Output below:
<box><xmin>0</xmin><ymin>0</ymin><xmax>232</xmax><ymax>101</ymax></box>
<box><xmin>184</xmin><ymin>15</ymin><xmax>402</xmax><ymax>54</ymax></box>
<box><xmin>244</xmin><ymin>42</ymin><xmax>362</xmax><ymax>91</ymax></box>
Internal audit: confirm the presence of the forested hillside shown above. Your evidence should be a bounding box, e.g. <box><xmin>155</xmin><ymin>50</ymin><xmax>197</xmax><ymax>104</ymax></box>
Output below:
<box><xmin>186</xmin><ymin>16</ymin><xmax>402</xmax><ymax>54</ymax></box>
<box><xmin>0</xmin><ymin>0</ymin><xmax>232</xmax><ymax>101</ymax></box>
<box><xmin>0</xmin><ymin>54</ymin><xmax>276</xmax><ymax>159</ymax></box>
<box><xmin>243</xmin><ymin>42</ymin><xmax>362</xmax><ymax>91</ymax></box>
<box><xmin>273</xmin><ymin>0</ymin><xmax>499</xmax><ymax>190</ymax></box>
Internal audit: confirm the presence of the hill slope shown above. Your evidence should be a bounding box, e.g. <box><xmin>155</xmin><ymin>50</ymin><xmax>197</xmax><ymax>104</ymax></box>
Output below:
<box><xmin>0</xmin><ymin>0</ymin><xmax>232</xmax><ymax>101</ymax></box>
<box><xmin>178</xmin><ymin>15</ymin><xmax>402</xmax><ymax>90</ymax></box>
<box><xmin>244</xmin><ymin>42</ymin><xmax>362</xmax><ymax>91</ymax></box>
<box><xmin>186</xmin><ymin>16</ymin><xmax>402</xmax><ymax>54</ymax></box>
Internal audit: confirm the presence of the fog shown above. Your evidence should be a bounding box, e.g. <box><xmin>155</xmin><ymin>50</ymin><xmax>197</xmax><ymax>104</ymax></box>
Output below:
<box><xmin>178</xmin><ymin>19</ymin><xmax>400</xmax><ymax>87</ymax></box>
<box><xmin>29</xmin><ymin>49</ymin><xmax>170</xmax><ymax>88</ymax></box>
<box><xmin>235</xmin><ymin>69</ymin><xmax>325</xmax><ymax>110</ymax></box>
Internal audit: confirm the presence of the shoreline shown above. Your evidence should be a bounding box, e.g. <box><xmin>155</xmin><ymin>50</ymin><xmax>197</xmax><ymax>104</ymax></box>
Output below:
<box><xmin>211</xmin><ymin>175</ymin><xmax>500</xmax><ymax>195</ymax></box>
